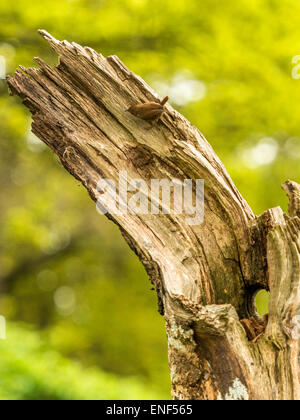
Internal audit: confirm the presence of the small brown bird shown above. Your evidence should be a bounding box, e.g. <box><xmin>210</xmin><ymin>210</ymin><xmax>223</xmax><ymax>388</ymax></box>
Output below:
<box><xmin>127</xmin><ymin>96</ymin><xmax>169</xmax><ymax>125</ymax></box>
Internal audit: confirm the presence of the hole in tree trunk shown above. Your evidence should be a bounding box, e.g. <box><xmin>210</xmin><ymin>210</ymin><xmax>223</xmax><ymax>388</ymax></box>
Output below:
<box><xmin>240</xmin><ymin>288</ymin><xmax>270</xmax><ymax>342</ymax></box>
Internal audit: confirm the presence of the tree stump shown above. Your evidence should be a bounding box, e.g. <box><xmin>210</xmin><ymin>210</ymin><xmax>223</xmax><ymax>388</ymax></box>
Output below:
<box><xmin>6</xmin><ymin>30</ymin><xmax>300</xmax><ymax>400</ymax></box>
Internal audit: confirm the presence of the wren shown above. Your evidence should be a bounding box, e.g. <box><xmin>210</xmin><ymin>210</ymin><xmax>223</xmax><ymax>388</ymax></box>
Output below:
<box><xmin>127</xmin><ymin>96</ymin><xmax>169</xmax><ymax>124</ymax></box>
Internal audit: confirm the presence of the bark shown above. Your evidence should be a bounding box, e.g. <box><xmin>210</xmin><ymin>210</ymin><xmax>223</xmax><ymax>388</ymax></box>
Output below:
<box><xmin>6</xmin><ymin>30</ymin><xmax>300</xmax><ymax>400</ymax></box>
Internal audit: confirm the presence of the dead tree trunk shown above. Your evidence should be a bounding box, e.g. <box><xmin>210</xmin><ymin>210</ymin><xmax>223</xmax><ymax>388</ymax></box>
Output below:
<box><xmin>7</xmin><ymin>31</ymin><xmax>299</xmax><ymax>400</ymax></box>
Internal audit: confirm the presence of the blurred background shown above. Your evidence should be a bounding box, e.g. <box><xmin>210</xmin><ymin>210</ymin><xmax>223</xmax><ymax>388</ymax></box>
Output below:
<box><xmin>0</xmin><ymin>0</ymin><xmax>299</xmax><ymax>400</ymax></box>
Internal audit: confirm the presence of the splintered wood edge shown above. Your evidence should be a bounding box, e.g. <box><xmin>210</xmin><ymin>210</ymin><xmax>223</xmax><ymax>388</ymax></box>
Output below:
<box><xmin>282</xmin><ymin>180</ymin><xmax>300</xmax><ymax>218</ymax></box>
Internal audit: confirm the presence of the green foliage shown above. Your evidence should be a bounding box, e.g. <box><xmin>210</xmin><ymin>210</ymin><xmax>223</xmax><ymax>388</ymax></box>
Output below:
<box><xmin>255</xmin><ymin>290</ymin><xmax>270</xmax><ymax>317</ymax></box>
<box><xmin>0</xmin><ymin>0</ymin><xmax>299</xmax><ymax>400</ymax></box>
<box><xmin>0</xmin><ymin>323</ymin><xmax>166</xmax><ymax>400</ymax></box>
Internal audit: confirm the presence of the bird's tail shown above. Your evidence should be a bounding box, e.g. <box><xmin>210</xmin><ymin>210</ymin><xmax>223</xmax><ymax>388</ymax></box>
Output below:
<box><xmin>160</xmin><ymin>96</ymin><xmax>169</xmax><ymax>106</ymax></box>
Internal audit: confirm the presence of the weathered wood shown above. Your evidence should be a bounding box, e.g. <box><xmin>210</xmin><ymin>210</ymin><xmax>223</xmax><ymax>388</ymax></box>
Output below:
<box><xmin>6</xmin><ymin>30</ymin><xmax>300</xmax><ymax>400</ymax></box>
